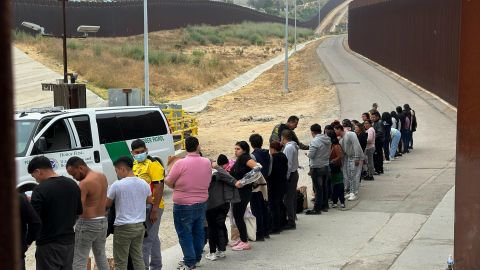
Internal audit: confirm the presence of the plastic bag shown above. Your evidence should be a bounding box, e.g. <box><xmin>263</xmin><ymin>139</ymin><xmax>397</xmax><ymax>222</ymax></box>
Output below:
<box><xmin>238</xmin><ymin>164</ymin><xmax>263</xmax><ymax>186</ymax></box>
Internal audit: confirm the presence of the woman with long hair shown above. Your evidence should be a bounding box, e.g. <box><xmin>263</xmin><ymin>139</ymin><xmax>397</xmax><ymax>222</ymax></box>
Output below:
<box><xmin>230</xmin><ymin>141</ymin><xmax>258</xmax><ymax>251</ymax></box>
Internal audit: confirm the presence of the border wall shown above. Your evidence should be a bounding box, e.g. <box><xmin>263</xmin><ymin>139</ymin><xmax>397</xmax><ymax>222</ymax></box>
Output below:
<box><xmin>348</xmin><ymin>0</ymin><xmax>460</xmax><ymax>106</ymax></box>
<box><xmin>12</xmin><ymin>0</ymin><xmax>345</xmax><ymax>37</ymax></box>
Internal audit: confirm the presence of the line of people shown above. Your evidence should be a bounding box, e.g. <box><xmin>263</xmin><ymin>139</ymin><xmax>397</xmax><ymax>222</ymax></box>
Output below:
<box><xmin>19</xmin><ymin>104</ymin><xmax>417</xmax><ymax>270</ymax></box>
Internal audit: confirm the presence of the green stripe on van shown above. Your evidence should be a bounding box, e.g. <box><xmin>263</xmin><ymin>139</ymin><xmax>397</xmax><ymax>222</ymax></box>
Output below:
<box><xmin>105</xmin><ymin>141</ymin><xmax>132</xmax><ymax>162</ymax></box>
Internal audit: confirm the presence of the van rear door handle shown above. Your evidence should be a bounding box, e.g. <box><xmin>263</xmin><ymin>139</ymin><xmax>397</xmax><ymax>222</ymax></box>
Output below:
<box><xmin>94</xmin><ymin>151</ymin><xmax>100</xmax><ymax>163</ymax></box>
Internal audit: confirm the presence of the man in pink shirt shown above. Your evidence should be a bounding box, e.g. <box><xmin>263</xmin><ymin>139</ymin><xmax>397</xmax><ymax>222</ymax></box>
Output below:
<box><xmin>165</xmin><ymin>137</ymin><xmax>211</xmax><ymax>270</ymax></box>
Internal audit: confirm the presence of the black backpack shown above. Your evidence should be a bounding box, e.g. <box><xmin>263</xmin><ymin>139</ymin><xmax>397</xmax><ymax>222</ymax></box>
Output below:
<box><xmin>296</xmin><ymin>190</ymin><xmax>305</xmax><ymax>213</ymax></box>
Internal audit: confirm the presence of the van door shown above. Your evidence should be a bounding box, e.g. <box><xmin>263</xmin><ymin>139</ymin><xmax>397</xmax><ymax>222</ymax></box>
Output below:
<box><xmin>17</xmin><ymin>111</ymin><xmax>102</xmax><ymax>190</ymax></box>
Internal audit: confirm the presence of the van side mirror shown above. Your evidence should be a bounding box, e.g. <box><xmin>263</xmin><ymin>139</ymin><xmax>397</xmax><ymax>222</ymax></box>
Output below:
<box><xmin>34</xmin><ymin>137</ymin><xmax>47</xmax><ymax>153</ymax></box>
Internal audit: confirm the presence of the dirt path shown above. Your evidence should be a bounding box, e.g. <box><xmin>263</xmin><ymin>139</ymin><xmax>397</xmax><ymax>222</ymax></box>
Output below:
<box><xmin>196</xmin><ymin>39</ymin><xmax>339</xmax><ymax>158</ymax></box>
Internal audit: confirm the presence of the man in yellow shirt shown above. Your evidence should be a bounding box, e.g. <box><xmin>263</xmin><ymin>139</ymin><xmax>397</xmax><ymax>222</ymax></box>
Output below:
<box><xmin>131</xmin><ymin>139</ymin><xmax>165</xmax><ymax>270</ymax></box>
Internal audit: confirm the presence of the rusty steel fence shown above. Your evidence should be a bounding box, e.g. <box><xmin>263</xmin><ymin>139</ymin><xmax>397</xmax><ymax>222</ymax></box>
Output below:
<box><xmin>11</xmin><ymin>0</ymin><xmax>345</xmax><ymax>37</ymax></box>
<box><xmin>348</xmin><ymin>0</ymin><xmax>460</xmax><ymax>106</ymax></box>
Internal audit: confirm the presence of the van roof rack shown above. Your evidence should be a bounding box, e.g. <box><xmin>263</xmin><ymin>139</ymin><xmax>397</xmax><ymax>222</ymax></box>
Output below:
<box><xmin>15</xmin><ymin>106</ymin><xmax>65</xmax><ymax>116</ymax></box>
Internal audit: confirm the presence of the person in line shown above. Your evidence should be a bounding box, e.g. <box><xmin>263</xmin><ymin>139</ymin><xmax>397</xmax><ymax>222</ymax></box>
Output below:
<box><xmin>372</xmin><ymin>103</ymin><xmax>379</xmax><ymax>111</ymax></box>
<box><xmin>327</xmin><ymin>131</ymin><xmax>345</xmax><ymax>208</ymax></box>
<box><xmin>165</xmin><ymin>137</ymin><xmax>212</xmax><ymax>269</ymax></box>
<box><xmin>389</xmin><ymin>127</ymin><xmax>402</xmax><ymax>160</ymax></box>
<box><xmin>371</xmin><ymin>111</ymin><xmax>385</xmax><ymax>174</ymax></box>
<box><xmin>354</xmin><ymin>122</ymin><xmax>368</xmax><ymax>181</ymax></box>
<box><xmin>305</xmin><ymin>124</ymin><xmax>331</xmax><ymax>215</ymax></box>
<box><xmin>229</xmin><ymin>141</ymin><xmax>258</xmax><ymax>251</ymax></box>
<box><xmin>66</xmin><ymin>157</ymin><xmax>109</xmax><ymax>270</ymax></box>
<box><xmin>354</xmin><ymin>123</ymin><xmax>368</xmax><ymax>151</ymax></box>
<box><xmin>107</xmin><ymin>157</ymin><xmax>152</xmax><ymax>270</ymax></box>
<box><xmin>282</xmin><ymin>130</ymin><xmax>300</xmax><ymax>229</ymax></box>
<box><xmin>335</xmin><ymin>124</ymin><xmax>364</xmax><ymax>201</ymax></box>
<box><xmin>361</xmin><ymin>113</ymin><xmax>370</xmax><ymax>122</ymax></box>
<box><xmin>269</xmin><ymin>115</ymin><xmax>309</xmax><ymax>150</ymax></box>
<box><xmin>249</xmin><ymin>134</ymin><xmax>271</xmax><ymax>241</ymax></box>
<box><xmin>28</xmin><ymin>156</ymin><xmax>83</xmax><ymax>270</ymax></box>
<box><xmin>205</xmin><ymin>155</ymin><xmax>241</xmax><ymax>261</ymax></box>
<box><xmin>396</xmin><ymin>106</ymin><xmax>407</xmax><ymax>154</ymax></box>
<box><xmin>19</xmin><ymin>193</ymin><xmax>41</xmax><ymax>270</ymax></box>
<box><xmin>130</xmin><ymin>139</ymin><xmax>165</xmax><ymax>270</ymax></box>
<box><xmin>404</xmin><ymin>104</ymin><xmax>417</xmax><ymax>150</ymax></box>
<box><xmin>382</xmin><ymin>112</ymin><xmax>393</xmax><ymax>163</ymax></box>
<box><xmin>364</xmin><ymin>120</ymin><xmax>376</xmax><ymax>181</ymax></box>
<box><xmin>390</xmin><ymin>110</ymin><xmax>402</xmax><ymax>157</ymax></box>
<box><xmin>267</xmin><ymin>141</ymin><xmax>289</xmax><ymax>234</ymax></box>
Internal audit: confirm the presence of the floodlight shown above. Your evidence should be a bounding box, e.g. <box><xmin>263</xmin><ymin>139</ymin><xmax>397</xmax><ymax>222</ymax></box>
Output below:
<box><xmin>21</xmin><ymin>21</ymin><xmax>45</xmax><ymax>35</ymax></box>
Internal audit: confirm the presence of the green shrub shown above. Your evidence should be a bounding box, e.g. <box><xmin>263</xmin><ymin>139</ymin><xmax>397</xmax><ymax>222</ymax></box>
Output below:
<box><xmin>149</xmin><ymin>50</ymin><xmax>169</xmax><ymax>65</ymax></box>
<box><xmin>208</xmin><ymin>35</ymin><xmax>224</xmax><ymax>45</ymax></box>
<box><xmin>249</xmin><ymin>34</ymin><xmax>265</xmax><ymax>45</ymax></box>
<box><xmin>121</xmin><ymin>44</ymin><xmax>144</xmax><ymax>60</ymax></box>
<box><xmin>67</xmin><ymin>40</ymin><xmax>85</xmax><ymax>50</ymax></box>
<box><xmin>192</xmin><ymin>50</ymin><xmax>205</xmax><ymax>58</ymax></box>
<box><xmin>92</xmin><ymin>44</ymin><xmax>102</xmax><ymax>57</ymax></box>
<box><xmin>169</xmin><ymin>53</ymin><xmax>190</xmax><ymax>64</ymax></box>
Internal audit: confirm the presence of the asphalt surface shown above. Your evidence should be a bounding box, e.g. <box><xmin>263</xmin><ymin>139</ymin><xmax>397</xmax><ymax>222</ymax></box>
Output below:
<box><xmin>161</xmin><ymin>35</ymin><xmax>456</xmax><ymax>270</ymax></box>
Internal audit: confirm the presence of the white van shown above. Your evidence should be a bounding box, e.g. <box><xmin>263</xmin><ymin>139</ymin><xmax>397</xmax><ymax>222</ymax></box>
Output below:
<box><xmin>15</xmin><ymin>106</ymin><xmax>175</xmax><ymax>192</ymax></box>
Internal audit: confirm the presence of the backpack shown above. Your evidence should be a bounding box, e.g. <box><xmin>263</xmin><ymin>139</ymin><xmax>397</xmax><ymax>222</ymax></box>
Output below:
<box><xmin>296</xmin><ymin>190</ymin><xmax>305</xmax><ymax>213</ymax></box>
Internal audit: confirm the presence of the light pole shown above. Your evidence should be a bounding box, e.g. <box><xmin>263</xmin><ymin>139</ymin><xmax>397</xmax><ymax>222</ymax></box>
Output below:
<box><xmin>318</xmin><ymin>0</ymin><xmax>321</xmax><ymax>31</ymax></box>
<box><xmin>294</xmin><ymin>0</ymin><xmax>297</xmax><ymax>52</ymax></box>
<box><xmin>62</xmin><ymin>0</ymin><xmax>68</xmax><ymax>83</ymax></box>
<box><xmin>284</xmin><ymin>0</ymin><xmax>289</xmax><ymax>93</ymax></box>
<box><xmin>143</xmin><ymin>0</ymin><xmax>150</xmax><ymax>106</ymax></box>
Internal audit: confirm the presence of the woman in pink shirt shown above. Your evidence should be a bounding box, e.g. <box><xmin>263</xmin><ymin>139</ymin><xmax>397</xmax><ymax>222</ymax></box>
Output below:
<box><xmin>364</xmin><ymin>120</ymin><xmax>376</xmax><ymax>181</ymax></box>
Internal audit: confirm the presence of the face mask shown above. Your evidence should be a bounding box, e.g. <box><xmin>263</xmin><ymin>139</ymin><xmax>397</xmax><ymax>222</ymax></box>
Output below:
<box><xmin>133</xmin><ymin>152</ymin><xmax>148</xmax><ymax>162</ymax></box>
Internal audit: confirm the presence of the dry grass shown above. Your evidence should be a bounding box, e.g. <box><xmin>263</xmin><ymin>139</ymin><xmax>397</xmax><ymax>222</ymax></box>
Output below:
<box><xmin>13</xmin><ymin>23</ymin><xmax>315</xmax><ymax>102</ymax></box>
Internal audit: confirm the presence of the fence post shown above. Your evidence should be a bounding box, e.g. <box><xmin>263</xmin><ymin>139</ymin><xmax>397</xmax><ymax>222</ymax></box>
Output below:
<box><xmin>0</xmin><ymin>0</ymin><xmax>20</xmax><ymax>269</ymax></box>
<box><xmin>455</xmin><ymin>0</ymin><xmax>480</xmax><ymax>269</ymax></box>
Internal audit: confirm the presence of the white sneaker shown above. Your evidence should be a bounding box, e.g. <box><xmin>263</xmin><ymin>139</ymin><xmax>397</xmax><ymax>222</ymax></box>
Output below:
<box><xmin>348</xmin><ymin>193</ymin><xmax>358</xmax><ymax>201</ymax></box>
<box><xmin>332</xmin><ymin>204</ymin><xmax>338</xmax><ymax>208</ymax></box>
<box><xmin>384</xmin><ymin>160</ymin><xmax>391</xmax><ymax>164</ymax></box>
<box><xmin>205</xmin><ymin>253</ymin><xmax>217</xmax><ymax>261</ymax></box>
<box><xmin>216</xmin><ymin>250</ymin><xmax>226</xmax><ymax>258</ymax></box>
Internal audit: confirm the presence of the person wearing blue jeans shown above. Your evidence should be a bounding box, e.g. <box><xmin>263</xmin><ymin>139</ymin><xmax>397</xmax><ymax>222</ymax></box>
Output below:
<box><xmin>173</xmin><ymin>203</ymin><xmax>207</xmax><ymax>268</ymax></box>
<box><xmin>165</xmin><ymin>137</ymin><xmax>212</xmax><ymax>270</ymax></box>
<box><xmin>389</xmin><ymin>128</ymin><xmax>402</xmax><ymax>160</ymax></box>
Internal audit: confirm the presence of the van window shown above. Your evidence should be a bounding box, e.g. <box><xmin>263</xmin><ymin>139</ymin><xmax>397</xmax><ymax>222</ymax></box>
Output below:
<box><xmin>32</xmin><ymin>115</ymin><xmax>93</xmax><ymax>154</ymax></box>
<box><xmin>72</xmin><ymin>115</ymin><xmax>93</xmax><ymax>147</ymax></box>
<box><xmin>117</xmin><ymin>111</ymin><xmax>168</xmax><ymax>140</ymax></box>
<box><xmin>96</xmin><ymin>113</ymin><xmax>123</xmax><ymax>144</ymax></box>
<box><xmin>96</xmin><ymin>110</ymin><xmax>168</xmax><ymax>144</ymax></box>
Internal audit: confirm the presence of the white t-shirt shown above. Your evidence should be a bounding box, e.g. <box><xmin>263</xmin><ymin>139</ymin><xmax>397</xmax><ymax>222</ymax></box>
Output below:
<box><xmin>107</xmin><ymin>176</ymin><xmax>151</xmax><ymax>226</ymax></box>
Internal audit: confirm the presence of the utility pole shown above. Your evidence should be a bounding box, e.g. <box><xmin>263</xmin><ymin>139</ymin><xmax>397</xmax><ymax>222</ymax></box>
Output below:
<box><xmin>62</xmin><ymin>0</ymin><xmax>68</xmax><ymax>83</ymax></box>
<box><xmin>318</xmin><ymin>0</ymin><xmax>321</xmax><ymax>32</ymax></box>
<box><xmin>143</xmin><ymin>0</ymin><xmax>150</xmax><ymax>105</ymax></box>
<box><xmin>284</xmin><ymin>0</ymin><xmax>289</xmax><ymax>93</ymax></box>
<box><xmin>294</xmin><ymin>0</ymin><xmax>297</xmax><ymax>52</ymax></box>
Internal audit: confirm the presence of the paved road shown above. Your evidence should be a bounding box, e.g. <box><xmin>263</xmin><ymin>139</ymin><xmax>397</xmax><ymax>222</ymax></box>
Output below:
<box><xmin>161</xmin><ymin>35</ymin><xmax>456</xmax><ymax>269</ymax></box>
<box><xmin>13</xmin><ymin>47</ymin><xmax>106</xmax><ymax>109</ymax></box>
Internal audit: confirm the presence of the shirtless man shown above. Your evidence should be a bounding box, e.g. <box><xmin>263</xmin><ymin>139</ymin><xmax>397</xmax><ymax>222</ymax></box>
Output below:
<box><xmin>66</xmin><ymin>156</ymin><xmax>109</xmax><ymax>270</ymax></box>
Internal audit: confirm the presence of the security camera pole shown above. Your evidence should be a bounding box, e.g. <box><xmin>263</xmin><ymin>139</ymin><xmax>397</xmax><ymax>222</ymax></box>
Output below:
<box><xmin>62</xmin><ymin>0</ymin><xmax>68</xmax><ymax>83</ymax></box>
<box><xmin>284</xmin><ymin>0</ymin><xmax>289</xmax><ymax>93</ymax></box>
<box><xmin>143</xmin><ymin>0</ymin><xmax>150</xmax><ymax>105</ymax></box>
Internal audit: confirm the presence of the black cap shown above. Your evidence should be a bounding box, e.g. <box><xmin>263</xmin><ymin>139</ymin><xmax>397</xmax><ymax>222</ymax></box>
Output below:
<box><xmin>217</xmin><ymin>154</ymin><xmax>229</xmax><ymax>166</ymax></box>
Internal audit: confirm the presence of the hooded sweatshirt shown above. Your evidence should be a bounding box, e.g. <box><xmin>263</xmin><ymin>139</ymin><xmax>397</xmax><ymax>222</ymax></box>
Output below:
<box><xmin>307</xmin><ymin>134</ymin><xmax>332</xmax><ymax>168</ymax></box>
<box><xmin>340</xmin><ymin>131</ymin><xmax>364</xmax><ymax>160</ymax></box>
<box><xmin>283</xmin><ymin>141</ymin><xmax>299</xmax><ymax>179</ymax></box>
